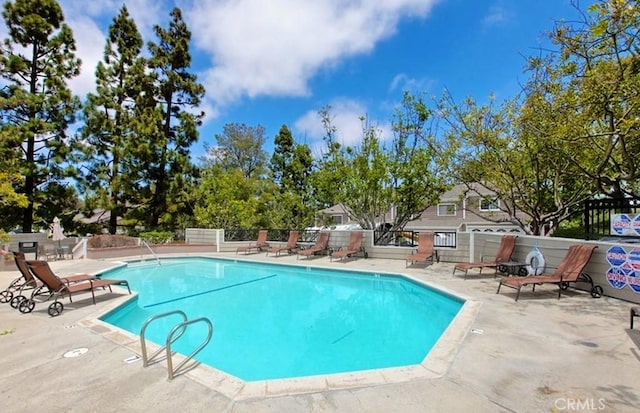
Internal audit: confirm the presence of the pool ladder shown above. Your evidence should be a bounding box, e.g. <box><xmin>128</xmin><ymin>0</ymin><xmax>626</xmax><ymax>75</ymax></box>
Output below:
<box><xmin>140</xmin><ymin>310</ymin><xmax>213</xmax><ymax>380</ymax></box>
<box><xmin>140</xmin><ymin>240</ymin><xmax>161</xmax><ymax>266</ymax></box>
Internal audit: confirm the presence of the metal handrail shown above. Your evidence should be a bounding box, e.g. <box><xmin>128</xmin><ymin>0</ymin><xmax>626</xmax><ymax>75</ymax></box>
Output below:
<box><xmin>140</xmin><ymin>239</ymin><xmax>161</xmax><ymax>265</ymax></box>
<box><xmin>140</xmin><ymin>310</ymin><xmax>187</xmax><ymax>367</ymax></box>
<box><xmin>166</xmin><ymin>317</ymin><xmax>213</xmax><ymax>380</ymax></box>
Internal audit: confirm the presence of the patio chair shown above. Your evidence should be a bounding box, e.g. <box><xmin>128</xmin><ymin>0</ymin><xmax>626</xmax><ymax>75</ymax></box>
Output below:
<box><xmin>19</xmin><ymin>260</ymin><xmax>130</xmax><ymax>316</ymax></box>
<box><xmin>236</xmin><ymin>230</ymin><xmax>268</xmax><ymax>254</ymax></box>
<box><xmin>453</xmin><ymin>235</ymin><xmax>517</xmax><ymax>279</ymax></box>
<box><xmin>496</xmin><ymin>244</ymin><xmax>600</xmax><ymax>301</ymax></box>
<box><xmin>406</xmin><ymin>232</ymin><xmax>437</xmax><ymax>267</ymax></box>
<box><xmin>330</xmin><ymin>232</ymin><xmax>367</xmax><ymax>262</ymax></box>
<box><xmin>297</xmin><ymin>232</ymin><xmax>330</xmax><ymax>259</ymax></box>
<box><xmin>37</xmin><ymin>244</ymin><xmax>57</xmax><ymax>261</ymax></box>
<box><xmin>1</xmin><ymin>252</ymin><xmax>95</xmax><ymax>309</ymax></box>
<box><xmin>266</xmin><ymin>230</ymin><xmax>299</xmax><ymax>257</ymax></box>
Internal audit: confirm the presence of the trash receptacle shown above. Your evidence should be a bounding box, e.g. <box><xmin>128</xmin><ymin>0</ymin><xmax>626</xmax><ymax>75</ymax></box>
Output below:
<box><xmin>18</xmin><ymin>241</ymin><xmax>38</xmax><ymax>260</ymax></box>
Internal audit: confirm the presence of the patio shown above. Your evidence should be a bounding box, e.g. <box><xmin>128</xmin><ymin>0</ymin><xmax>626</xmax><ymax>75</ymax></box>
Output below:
<box><xmin>0</xmin><ymin>252</ymin><xmax>638</xmax><ymax>412</ymax></box>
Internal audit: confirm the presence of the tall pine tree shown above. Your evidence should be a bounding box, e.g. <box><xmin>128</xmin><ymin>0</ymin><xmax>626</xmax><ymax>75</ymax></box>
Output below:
<box><xmin>79</xmin><ymin>5</ymin><xmax>146</xmax><ymax>234</ymax></box>
<box><xmin>0</xmin><ymin>0</ymin><xmax>80</xmax><ymax>232</ymax></box>
<box><xmin>144</xmin><ymin>7</ymin><xmax>204</xmax><ymax>229</ymax></box>
<box><xmin>269</xmin><ymin>125</ymin><xmax>314</xmax><ymax>228</ymax></box>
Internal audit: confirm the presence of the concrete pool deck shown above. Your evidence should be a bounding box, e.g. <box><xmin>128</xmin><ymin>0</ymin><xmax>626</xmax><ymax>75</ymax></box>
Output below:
<box><xmin>1</xmin><ymin>253</ymin><xmax>639</xmax><ymax>412</ymax></box>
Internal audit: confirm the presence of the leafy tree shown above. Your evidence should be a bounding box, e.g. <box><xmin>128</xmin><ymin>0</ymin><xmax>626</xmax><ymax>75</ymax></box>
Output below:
<box><xmin>549</xmin><ymin>0</ymin><xmax>640</xmax><ymax>197</ymax></box>
<box><xmin>208</xmin><ymin>123</ymin><xmax>268</xmax><ymax>178</ymax></box>
<box><xmin>196</xmin><ymin>122</ymin><xmax>276</xmax><ymax>229</ymax></box>
<box><xmin>438</xmin><ymin>84</ymin><xmax>591</xmax><ymax>235</ymax></box>
<box><xmin>78</xmin><ymin>5</ymin><xmax>146</xmax><ymax>234</ymax></box>
<box><xmin>193</xmin><ymin>166</ymin><xmax>264</xmax><ymax>229</ymax></box>
<box><xmin>313</xmin><ymin>97</ymin><xmax>447</xmax><ymax>238</ymax></box>
<box><xmin>144</xmin><ymin>7</ymin><xmax>204</xmax><ymax>228</ymax></box>
<box><xmin>0</xmin><ymin>0</ymin><xmax>81</xmax><ymax>232</ymax></box>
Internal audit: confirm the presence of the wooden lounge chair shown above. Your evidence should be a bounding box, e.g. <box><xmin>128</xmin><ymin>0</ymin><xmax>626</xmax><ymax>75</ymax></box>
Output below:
<box><xmin>453</xmin><ymin>235</ymin><xmax>517</xmax><ymax>279</ymax></box>
<box><xmin>266</xmin><ymin>230</ymin><xmax>299</xmax><ymax>257</ymax></box>
<box><xmin>496</xmin><ymin>244</ymin><xmax>600</xmax><ymax>301</ymax></box>
<box><xmin>406</xmin><ymin>232</ymin><xmax>437</xmax><ymax>267</ymax></box>
<box><xmin>297</xmin><ymin>232</ymin><xmax>330</xmax><ymax>259</ymax></box>
<box><xmin>1</xmin><ymin>252</ymin><xmax>95</xmax><ymax>309</ymax></box>
<box><xmin>236</xmin><ymin>230</ymin><xmax>268</xmax><ymax>254</ymax></box>
<box><xmin>330</xmin><ymin>232</ymin><xmax>367</xmax><ymax>262</ymax></box>
<box><xmin>20</xmin><ymin>260</ymin><xmax>130</xmax><ymax>316</ymax></box>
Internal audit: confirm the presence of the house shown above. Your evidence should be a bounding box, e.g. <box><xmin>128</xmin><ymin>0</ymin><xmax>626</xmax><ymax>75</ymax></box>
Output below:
<box><xmin>315</xmin><ymin>203</ymin><xmax>397</xmax><ymax>229</ymax></box>
<box><xmin>404</xmin><ymin>183</ymin><xmax>524</xmax><ymax>233</ymax></box>
<box><xmin>315</xmin><ymin>203</ymin><xmax>357</xmax><ymax>227</ymax></box>
<box><xmin>316</xmin><ymin>183</ymin><xmax>525</xmax><ymax>234</ymax></box>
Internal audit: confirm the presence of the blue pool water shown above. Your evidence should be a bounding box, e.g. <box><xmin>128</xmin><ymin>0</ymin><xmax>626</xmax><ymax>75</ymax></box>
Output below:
<box><xmin>100</xmin><ymin>257</ymin><xmax>463</xmax><ymax>381</ymax></box>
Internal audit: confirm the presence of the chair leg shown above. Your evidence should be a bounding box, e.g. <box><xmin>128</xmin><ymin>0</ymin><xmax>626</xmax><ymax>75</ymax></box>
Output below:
<box><xmin>631</xmin><ymin>307</ymin><xmax>640</xmax><ymax>330</ymax></box>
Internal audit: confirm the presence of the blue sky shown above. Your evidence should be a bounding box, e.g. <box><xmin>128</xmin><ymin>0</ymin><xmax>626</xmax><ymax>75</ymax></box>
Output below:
<box><xmin>4</xmin><ymin>0</ymin><xmax>593</xmax><ymax>160</ymax></box>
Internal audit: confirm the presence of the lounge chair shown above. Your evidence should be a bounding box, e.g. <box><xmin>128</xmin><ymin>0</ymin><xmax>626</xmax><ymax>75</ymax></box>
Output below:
<box><xmin>236</xmin><ymin>230</ymin><xmax>268</xmax><ymax>254</ymax></box>
<box><xmin>297</xmin><ymin>232</ymin><xmax>330</xmax><ymax>259</ymax></box>
<box><xmin>453</xmin><ymin>235</ymin><xmax>517</xmax><ymax>279</ymax></box>
<box><xmin>406</xmin><ymin>232</ymin><xmax>437</xmax><ymax>267</ymax></box>
<box><xmin>266</xmin><ymin>230</ymin><xmax>299</xmax><ymax>257</ymax></box>
<box><xmin>330</xmin><ymin>232</ymin><xmax>367</xmax><ymax>262</ymax></box>
<box><xmin>496</xmin><ymin>244</ymin><xmax>600</xmax><ymax>301</ymax></box>
<box><xmin>19</xmin><ymin>260</ymin><xmax>130</xmax><ymax>316</ymax></box>
<box><xmin>1</xmin><ymin>252</ymin><xmax>95</xmax><ymax>309</ymax></box>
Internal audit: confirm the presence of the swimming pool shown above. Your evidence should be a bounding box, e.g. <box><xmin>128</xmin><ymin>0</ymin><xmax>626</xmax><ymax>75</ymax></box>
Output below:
<box><xmin>100</xmin><ymin>257</ymin><xmax>463</xmax><ymax>381</ymax></box>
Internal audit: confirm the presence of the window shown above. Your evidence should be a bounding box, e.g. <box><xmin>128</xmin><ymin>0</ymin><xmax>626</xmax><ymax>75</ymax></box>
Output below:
<box><xmin>437</xmin><ymin>203</ymin><xmax>456</xmax><ymax>216</ymax></box>
<box><xmin>479</xmin><ymin>198</ymin><xmax>500</xmax><ymax>211</ymax></box>
<box><xmin>332</xmin><ymin>215</ymin><xmax>343</xmax><ymax>225</ymax></box>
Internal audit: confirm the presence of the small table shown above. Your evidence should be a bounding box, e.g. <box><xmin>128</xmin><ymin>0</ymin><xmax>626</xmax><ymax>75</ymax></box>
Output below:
<box><xmin>497</xmin><ymin>261</ymin><xmax>528</xmax><ymax>276</ymax></box>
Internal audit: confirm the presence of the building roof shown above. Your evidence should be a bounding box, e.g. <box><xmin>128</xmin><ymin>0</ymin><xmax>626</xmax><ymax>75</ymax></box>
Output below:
<box><xmin>73</xmin><ymin>209</ymin><xmax>121</xmax><ymax>225</ymax></box>
<box><xmin>440</xmin><ymin>183</ymin><xmax>496</xmax><ymax>202</ymax></box>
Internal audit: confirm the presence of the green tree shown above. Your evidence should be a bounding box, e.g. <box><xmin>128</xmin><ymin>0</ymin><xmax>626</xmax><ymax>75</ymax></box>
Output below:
<box><xmin>438</xmin><ymin>84</ymin><xmax>591</xmax><ymax>235</ymax></box>
<box><xmin>78</xmin><ymin>5</ymin><xmax>146</xmax><ymax>234</ymax></box>
<box><xmin>144</xmin><ymin>7</ymin><xmax>204</xmax><ymax>228</ymax></box>
<box><xmin>0</xmin><ymin>0</ymin><xmax>81</xmax><ymax>232</ymax></box>
<box><xmin>269</xmin><ymin>125</ymin><xmax>314</xmax><ymax>228</ymax></box>
<box><xmin>193</xmin><ymin>166</ymin><xmax>264</xmax><ymax>229</ymax></box>
<box><xmin>313</xmin><ymin>97</ymin><xmax>446</xmax><ymax>238</ymax></box>
<box><xmin>208</xmin><ymin>123</ymin><xmax>268</xmax><ymax>178</ymax></box>
<box><xmin>549</xmin><ymin>0</ymin><xmax>640</xmax><ymax>197</ymax></box>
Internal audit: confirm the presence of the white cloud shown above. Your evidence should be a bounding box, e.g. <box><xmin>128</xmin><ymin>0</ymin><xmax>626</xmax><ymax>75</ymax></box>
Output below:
<box><xmin>185</xmin><ymin>0</ymin><xmax>438</xmax><ymax>112</ymax></box>
<box><xmin>60</xmin><ymin>0</ymin><xmax>168</xmax><ymax>98</ymax></box>
<box><xmin>294</xmin><ymin>98</ymin><xmax>392</xmax><ymax>157</ymax></box>
<box><xmin>66</xmin><ymin>16</ymin><xmax>105</xmax><ymax>97</ymax></box>
<box><xmin>389</xmin><ymin>73</ymin><xmax>436</xmax><ymax>93</ymax></box>
<box><xmin>483</xmin><ymin>4</ymin><xmax>511</xmax><ymax>27</ymax></box>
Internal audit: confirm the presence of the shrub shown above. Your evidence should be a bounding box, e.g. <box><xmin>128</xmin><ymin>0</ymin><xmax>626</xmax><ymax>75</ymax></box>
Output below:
<box><xmin>87</xmin><ymin>235</ymin><xmax>138</xmax><ymax>248</ymax></box>
<box><xmin>139</xmin><ymin>231</ymin><xmax>174</xmax><ymax>245</ymax></box>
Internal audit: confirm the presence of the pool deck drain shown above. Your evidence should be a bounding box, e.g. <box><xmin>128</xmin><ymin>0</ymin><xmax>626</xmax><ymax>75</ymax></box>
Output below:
<box><xmin>1</xmin><ymin>254</ymin><xmax>639</xmax><ymax>412</ymax></box>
